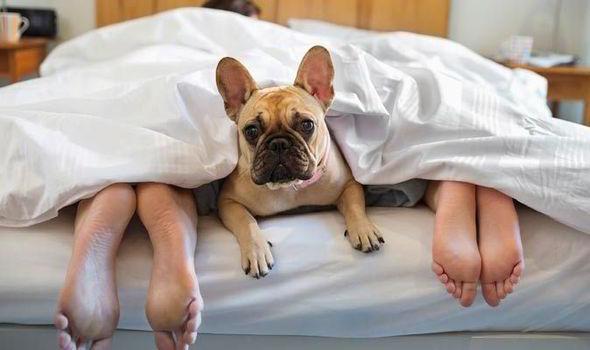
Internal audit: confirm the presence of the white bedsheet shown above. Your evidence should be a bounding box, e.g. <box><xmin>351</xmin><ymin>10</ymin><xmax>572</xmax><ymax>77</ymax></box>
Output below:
<box><xmin>0</xmin><ymin>207</ymin><xmax>589</xmax><ymax>337</ymax></box>
<box><xmin>0</xmin><ymin>8</ymin><xmax>589</xmax><ymax>232</ymax></box>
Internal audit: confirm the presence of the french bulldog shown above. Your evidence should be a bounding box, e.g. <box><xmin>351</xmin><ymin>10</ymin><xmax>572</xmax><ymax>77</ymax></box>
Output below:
<box><xmin>215</xmin><ymin>46</ymin><xmax>384</xmax><ymax>278</ymax></box>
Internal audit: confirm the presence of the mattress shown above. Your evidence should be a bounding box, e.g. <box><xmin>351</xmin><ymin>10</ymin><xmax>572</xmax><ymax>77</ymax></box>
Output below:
<box><xmin>0</xmin><ymin>206</ymin><xmax>589</xmax><ymax>337</ymax></box>
<box><xmin>2</xmin><ymin>326</ymin><xmax>590</xmax><ymax>350</ymax></box>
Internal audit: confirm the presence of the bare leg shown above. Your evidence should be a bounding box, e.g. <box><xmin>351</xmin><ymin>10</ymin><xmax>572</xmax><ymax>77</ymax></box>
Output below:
<box><xmin>425</xmin><ymin>181</ymin><xmax>481</xmax><ymax>307</ymax></box>
<box><xmin>136</xmin><ymin>183</ymin><xmax>202</xmax><ymax>350</ymax></box>
<box><xmin>55</xmin><ymin>184</ymin><xmax>136</xmax><ymax>350</ymax></box>
<box><xmin>477</xmin><ymin>186</ymin><xmax>524</xmax><ymax>307</ymax></box>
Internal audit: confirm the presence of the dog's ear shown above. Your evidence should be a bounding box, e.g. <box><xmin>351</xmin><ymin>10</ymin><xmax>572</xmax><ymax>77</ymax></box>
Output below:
<box><xmin>294</xmin><ymin>46</ymin><xmax>334</xmax><ymax>111</ymax></box>
<box><xmin>216</xmin><ymin>57</ymin><xmax>258</xmax><ymax>122</ymax></box>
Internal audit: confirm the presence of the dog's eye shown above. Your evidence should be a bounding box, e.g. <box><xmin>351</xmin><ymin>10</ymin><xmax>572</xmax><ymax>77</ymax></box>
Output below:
<box><xmin>244</xmin><ymin>125</ymin><xmax>260</xmax><ymax>140</ymax></box>
<box><xmin>301</xmin><ymin>120</ymin><xmax>314</xmax><ymax>133</ymax></box>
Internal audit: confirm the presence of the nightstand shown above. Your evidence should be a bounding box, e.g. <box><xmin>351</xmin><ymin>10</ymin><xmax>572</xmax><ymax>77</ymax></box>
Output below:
<box><xmin>0</xmin><ymin>38</ymin><xmax>50</xmax><ymax>83</ymax></box>
<box><xmin>504</xmin><ymin>63</ymin><xmax>590</xmax><ymax>126</ymax></box>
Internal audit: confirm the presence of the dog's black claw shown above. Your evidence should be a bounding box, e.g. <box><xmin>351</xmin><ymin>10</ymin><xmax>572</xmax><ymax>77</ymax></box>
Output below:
<box><xmin>344</xmin><ymin>230</ymin><xmax>348</xmax><ymax>237</ymax></box>
<box><xmin>254</xmin><ymin>273</ymin><xmax>260</xmax><ymax>279</ymax></box>
<box><xmin>373</xmin><ymin>244</ymin><xmax>380</xmax><ymax>251</ymax></box>
<box><xmin>354</xmin><ymin>243</ymin><xmax>362</xmax><ymax>250</ymax></box>
<box><xmin>267</xmin><ymin>241</ymin><xmax>273</xmax><ymax>247</ymax></box>
<box><xmin>378</xmin><ymin>237</ymin><xmax>385</xmax><ymax>243</ymax></box>
<box><xmin>245</xmin><ymin>263</ymin><xmax>251</xmax><ymax>275</ymax></box>
<box><xmin>267</xmin><ymin>263</ymin><xmax>274</xmax><ymax>270</ymax></box>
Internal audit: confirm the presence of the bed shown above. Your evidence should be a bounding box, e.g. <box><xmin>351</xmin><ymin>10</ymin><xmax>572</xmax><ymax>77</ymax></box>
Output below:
<box><xmin>1</xmin><ymin>0</ymin><xmax>589</xmax><ymax>349</ymax></box>
<box><xmin>1</xmin><ymin>206</ymin><xmax>590</xmax><ymax>349</ymax></box>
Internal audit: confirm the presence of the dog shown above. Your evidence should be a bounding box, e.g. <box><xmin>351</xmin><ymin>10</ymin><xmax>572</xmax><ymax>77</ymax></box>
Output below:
<box><xmin>215</xmin><ymin>46</ymin><xmax>384</xmax><ymax>278</ymax></box>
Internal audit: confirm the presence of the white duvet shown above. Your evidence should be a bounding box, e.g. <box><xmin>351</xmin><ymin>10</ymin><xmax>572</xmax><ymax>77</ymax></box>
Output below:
<box><xmin>0</xmin><ymin>8</ymin><xmax>588</xmax><ymax>232</ymax></box>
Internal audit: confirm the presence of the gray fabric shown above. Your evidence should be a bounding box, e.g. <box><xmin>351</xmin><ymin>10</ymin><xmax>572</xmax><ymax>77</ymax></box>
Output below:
<box><xmin>193</xmin><ymin>179</ymin><xmax>427</xmax><ymax>216</ymax></box>
<box><xmin>364</xmin><ymin>179</ymin><xmax>428</xmax><ymax>208</ymax></box>
<box><xmin>194</xmin><ymin>180</ymin><xmax>222</xmax><ymax>216</ymax></box>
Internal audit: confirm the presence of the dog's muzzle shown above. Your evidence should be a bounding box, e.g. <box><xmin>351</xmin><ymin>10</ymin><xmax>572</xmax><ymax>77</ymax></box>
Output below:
<box><xmin>268</xmin><ymin>137</ymin><xmax>292</xmax><ymax>182</ymax></box>
<box><xmin>251</xmin><ymin>134</ymin><xmax>313</xmax><ymax>185</ymax></box>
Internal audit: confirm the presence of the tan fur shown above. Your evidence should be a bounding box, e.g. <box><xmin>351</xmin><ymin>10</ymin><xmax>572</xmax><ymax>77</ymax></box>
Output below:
<box><xmin>216</xmin><ymin>46</ymin><xmax>383</xmax><ymax>278</ymax></box>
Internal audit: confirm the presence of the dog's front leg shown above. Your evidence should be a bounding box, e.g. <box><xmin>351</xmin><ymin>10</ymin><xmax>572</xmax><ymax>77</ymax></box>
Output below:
<box><xmin>218</xmin><ymin>198</ymin><xmax>274</xmax><ymax>278</ymax></box>
<box><xmin>337</xmin><ymin>180</ymin><xmax>384</xmax><ymax>253</ymax></box>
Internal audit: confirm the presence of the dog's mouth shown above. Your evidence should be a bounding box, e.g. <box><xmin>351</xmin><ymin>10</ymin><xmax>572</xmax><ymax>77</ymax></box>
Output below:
<box><xmin>253</xmin><ymin>160</ymin><xmax>314</xmax><ymax>188</ymax></box>
<box><xmin>270</xmin><ymin>164</ymin><xmax>293</xmax><ymax>183</ymax></box>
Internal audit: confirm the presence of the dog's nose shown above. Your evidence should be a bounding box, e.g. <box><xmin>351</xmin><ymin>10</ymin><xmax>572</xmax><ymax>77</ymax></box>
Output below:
<box><xmin>268</xmin><ymin>137</ymin><xmax>291</xmax><ymax>153</ymax></box>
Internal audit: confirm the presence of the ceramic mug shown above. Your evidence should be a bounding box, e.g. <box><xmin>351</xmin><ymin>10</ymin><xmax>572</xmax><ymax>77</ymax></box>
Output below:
<box><xmin>0</xmin><ymin>12</ymin><xmax>30</xmax><ymax>43</ymax></box>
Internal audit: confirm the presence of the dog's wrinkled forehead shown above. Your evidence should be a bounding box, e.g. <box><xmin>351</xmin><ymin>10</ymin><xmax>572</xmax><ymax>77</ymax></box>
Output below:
<box><xmin>238</xmin><ymin>86</ymin><xmax>324</xmax><ymax>128</ymax></box>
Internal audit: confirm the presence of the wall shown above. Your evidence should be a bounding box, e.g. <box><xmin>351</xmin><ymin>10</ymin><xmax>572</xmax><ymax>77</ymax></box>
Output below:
<box><xmin>584</xmin><ymin>3</ymin><xmax>590</xmax><ymax>65</ymax></box>
<box><xmin>449</xmin><ymin>0</ymin><xmax>589</xmax><ymax>123</ymax></box>
<box><xmin>4</xmin><ymin>0</ymin><xmax>590</xmax><ymax>55</ymax></box>
<box><xmin>559</xmin><ymin>0</ymin><xmax>590</xmax><ymax>122</ymax></box>
<box><xmin>449</xmin><ymin>0</ymin><xmax>587</xmax><ymax>57</ymax></box>
<box><xmin>561</xmin><ymin>0</ymin><xmax>589</xmax><ymax>123</ymax></box>
<box><xmin>6</xmin><ymin>0</ymin><xmax>588</xmax><ymax>60</ymax></box>
<box><xmin>0</xmin><ymin>0</ymin><xmax>95</xmax><ymax>85</ymax></box>
<box><xmin>2</xmin><ymin>1</ymin><xmax>589</xmax><ymax>123</ymax></box>
<box><xmin>4</xmin><ymin>0</ymin><xmax>95</xmax><ymax>42</ymax></box>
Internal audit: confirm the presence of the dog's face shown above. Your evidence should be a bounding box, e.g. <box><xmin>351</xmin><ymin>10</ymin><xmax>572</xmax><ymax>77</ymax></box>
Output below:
<box><xmin>216</xmin><ymin>46</ymin><xmax>335</xmax><ymax>189</ymax></box>
<box><xmin>233</xmin><ymin>86</ymin><xmax>326</xmax><ymax>187</ymax></box>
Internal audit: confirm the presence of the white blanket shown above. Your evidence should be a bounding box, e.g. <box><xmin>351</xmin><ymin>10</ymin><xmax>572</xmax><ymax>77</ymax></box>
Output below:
<box><xmin>0</xmin><ymin>8</ymin><xmax>589</xmax><ymax>232</ymax></box>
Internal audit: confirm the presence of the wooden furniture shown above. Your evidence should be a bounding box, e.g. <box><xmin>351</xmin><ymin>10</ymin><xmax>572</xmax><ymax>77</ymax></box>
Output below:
<box><xmin>505</xmin><ymin>63</ymin><xmax>590</xmax><ymax>126</ymax></box>
<box><xmin>0</xmin><ymin>38</ymin><xmax>49</xmax><ymax>83</ymax></box>
<box><xmin>95</xmin><ymin>0</ymin><xmax>450</xmax><ymax>37</ymax></box>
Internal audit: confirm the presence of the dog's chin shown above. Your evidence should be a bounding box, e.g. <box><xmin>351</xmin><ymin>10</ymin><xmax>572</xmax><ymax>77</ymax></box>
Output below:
<box><xmin>253</xmin><ymin>168</ymin><xmax>315</xmax><ymax>190</ymax></box>
<box><xmin>264</xmin><ymin>179</ymin><xmax>304</xmax><ymax>191</ymax></box>
<box><xmin>251</xmin><ymin>162</ymin><xmax>315</xmax><ymax>190</ymax></box>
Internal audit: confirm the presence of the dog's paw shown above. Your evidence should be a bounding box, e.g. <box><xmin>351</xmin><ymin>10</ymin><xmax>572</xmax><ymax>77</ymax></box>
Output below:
<box><xmin>239</xmin><ymin>235</ymin><xmax>274</xmax><ymax>279</ymax></box>
<box><xmin>344</xmin><ymin>222</ymin><xmax>384</xmax><ymax>253</ymax></box>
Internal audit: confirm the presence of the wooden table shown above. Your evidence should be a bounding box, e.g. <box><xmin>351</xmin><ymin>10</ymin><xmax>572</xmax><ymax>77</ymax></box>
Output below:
<box><xmin>504</xmin><ymin>63</ymin><xmax>590</xmax><ymax>126</ymax></box>
<box><xmin>0</xmin><ymin>38</ymin><xmax>50</xmax><ymax>83</ymax></box>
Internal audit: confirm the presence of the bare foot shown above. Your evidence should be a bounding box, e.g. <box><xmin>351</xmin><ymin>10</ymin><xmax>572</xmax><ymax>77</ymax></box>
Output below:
<box><xmin>137</xmin><ymin>183</ymin><xmax>203</xmax><ymax>350</ymax></box>
<box><xmin>55</xmin><ymin>184</ymin><xmax>136</xmax><ymax>349</ymax></box>
<box><xmin>426</xmin><ymin>181</ymin><xmax>481</xmax><ymax>307</ymax></box>
<box><xmin>477</xmin><ymin>186</ymin><xmax>524</xmax><ymax>307</ymax></box>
